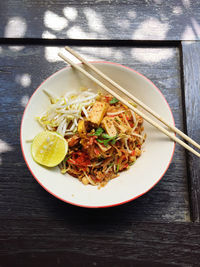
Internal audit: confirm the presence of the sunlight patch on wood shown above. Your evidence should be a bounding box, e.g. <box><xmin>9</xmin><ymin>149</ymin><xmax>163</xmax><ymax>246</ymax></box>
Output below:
<box><xmin>172</xmin><ymin>6</ymin><xmax>183</xmax><ymax>15</ymax></box>
<box><xmin>45</xmin><ymin>47</ymin><xmax>63</xmax><ymax>62</ymax></box>
<box><xmin>181</xmin><ymin>26</ymin><xmax>196</xmax><ymax>40</ymax></box>
<box><xmin>131</xmin><ymin>48</ymin><xmax>174</xmax><ymax>63</ymax></box>
<box><xmin>63</xmin><ymin>7</ymin><xmax>78</xmax><ymax>21</ymax></box>
<box><xmin>83</xmin><ymin>8</ymin><xmax>107</xmax><ymax>33</ymax></box>
<box><xmin>21</xmin><ymin>95</ymin><xmax>29</xmax><ymax>108</ymax></box>
<box><xmin>128</xmin><ymin>10</ymin><xmax>137</xmax><ymax>19</ymax></box>
<box><xmin>191</xmin><ymin>18</ymin><xmax>200</xmax><ymax>38</ymax></box>
<box><xmin>0</xmin><ymin>139</ymin><xmax>13</xmax><ymax>165</ymax></box>
<box><xmin>15</xmin><ymin>74</ymin><xmax>31</xmax><ymax>88</ymax></box>
<box><xmin>132</xmin><ymin>18</ymin><xmax>169</xmax><ymax>40</ymax></box>
<box><xmin>9</xmin><ymin>46</ymin><xmax>24</xmax><ymax>52</ymax></box>
<box><xmin>182</xmin><ymin>0</ymin><xmax>190</xmax><ymax>8</ymax></box>
<box><xmin>113</xmin><ymin>50</ymin><xmax>123</xmax><ymax>60</ymax></box>
<box><xmin>77</xmin><ymin>47</ymin><xmax>113</xmax><ymax>61</ymax></box>
<box><xmin>67</xmin><ymin>26</ymin><xmax>97</xmax><ymax>39</ymax></box>
<box><xmin>116</xmin><ymin>19</ymin><xmax>130</xmax><ymax>29</ymax></box>
<box><xmin>42</xmin><ymin>31</ymin><xmax>56</xmax><ymax>39</ymax></box>
<box><xmin>4</xmin><ymin>16</ymin><xmax>27</xmax><ymax>38</ymax></box>
<box><xmin>44</xmin><ymin>11</ymin><xmax>68</xmax><ymax>31</ymax></box>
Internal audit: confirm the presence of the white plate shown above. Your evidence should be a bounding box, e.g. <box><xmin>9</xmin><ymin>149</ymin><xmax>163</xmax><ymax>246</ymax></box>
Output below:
<box><xmin>20</xmin><ymin>62</ymin><xmax>175</xmax><ymax>208</ymax></box>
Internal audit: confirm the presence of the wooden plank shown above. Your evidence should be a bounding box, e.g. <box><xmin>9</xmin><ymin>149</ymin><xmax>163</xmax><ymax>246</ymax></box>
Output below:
<box><xmin>1</xmin><ymin>0</ymin><xmax>200</xmax><ymax>40</ymax></box>
<box><xmin>0</xmin><ymin>254</ymin><xmax>178</xmax><ymax>267</ymax></box>
<box><xmin>181</xmin><ymin>41</ymin><xmax>200</xmax><ymax>223</ymax></box>
<box><xmin>0</xmin><ymin>45</ymin><xmax>189</xmax><ymax>222</ymax></box>
<box><xmin>0</xmin><ymin>219</ymin><xmax>200</xmax><ymax>266</ymax></box>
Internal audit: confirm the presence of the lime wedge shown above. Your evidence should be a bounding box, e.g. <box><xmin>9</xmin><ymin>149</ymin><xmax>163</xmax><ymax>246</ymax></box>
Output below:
<box><xmin>31</xmin><ymin>131</ymin><xmax>68</xmax><ymax>167</ymax></box>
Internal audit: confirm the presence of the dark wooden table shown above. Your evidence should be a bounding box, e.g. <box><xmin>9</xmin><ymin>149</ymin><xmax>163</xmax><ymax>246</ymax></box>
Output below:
<box><xmin>0</xmin><ymin>1</ymin><xmax>200</xmax><ymax>266</ymax></box>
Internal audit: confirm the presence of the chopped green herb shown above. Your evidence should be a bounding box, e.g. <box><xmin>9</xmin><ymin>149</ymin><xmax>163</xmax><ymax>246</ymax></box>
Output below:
<box><xmin>96</xmin><ymin>131</ymin><xmax>118</xmax><ymax>146</ymax></box>
<box><xmin>102</xmin><ymin>133</ymin><xmax>117</xmax><ymax>140</ymax></box>
<box><xmin>96</xmin><ymin>127</ymin><xmax>104</xmax><ymax>136</ymax></box>
<box><xmin>95</xmin><ymin>127</ymin><xmax>104</xmax><ymax>136</ymax></box>
<box><xmin>97</xmin><ymin>138</ymin><xmax>109</xmax><ymax>147</ymax></box>
<box><xmin>99</xmin><ymin>133</ymin><xmax>118</xmax><ymax>146</ymax></box>
<box><xmin>103</xmin><ymin>139</ymin><xmax>110</xmax><ymax>146</ymax></box>
<box><xmin>116</xmin><ymin>164</ymin><xmax>119</xmax><ymax>173</ymax></box>
<box><xmin>111</xmin><ymin>138</ymin><xmax>117</xmax><ymax>145</ymax></box>
<box><xmin>102</xmin><ymin>133</ymin><xmax>112</xmax><ymax>139</ymax></box>
<box><xmin>110</xmin><ymin>97</ymin><xmax>119</xmax><ymax>104</ymax></box>
<box><xmin>108</xmin><ymin>162</ymin><xmax>114</xmax><ymax>167</ymax></box>
<box><xmin>90</xmin><ymin>127</ymin><xmax>104</xmax><ymax>136</ymax></box>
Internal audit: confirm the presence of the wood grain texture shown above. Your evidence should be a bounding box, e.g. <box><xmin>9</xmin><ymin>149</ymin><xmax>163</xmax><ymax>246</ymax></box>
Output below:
<box><xmin>181</xmin><ymin>41</ymin><xmax>200</xmax><ymax>223</ymax></box>
<box><xmin>0</xmin><ymin>0</ymin><xmax>200</xmax><ymax>40</ymax></box>
<box><xmin>0</xmin><ymin>219</ymin><xmax>200</xmax><ymax>267</ymax></box>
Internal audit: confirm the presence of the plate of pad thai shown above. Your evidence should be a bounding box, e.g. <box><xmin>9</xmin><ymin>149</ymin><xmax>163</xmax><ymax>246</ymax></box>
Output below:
<box><xmin>21</xmin><ymin>61</ymin><xmax>175</xmax><ymax>208</ymax></box>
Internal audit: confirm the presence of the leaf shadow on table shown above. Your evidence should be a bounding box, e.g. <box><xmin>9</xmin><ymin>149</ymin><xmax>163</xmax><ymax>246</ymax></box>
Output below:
<box><xmin>1</xmin><ymin>1</ymin><xmax>200</xmax><ymax>41</ymax></box>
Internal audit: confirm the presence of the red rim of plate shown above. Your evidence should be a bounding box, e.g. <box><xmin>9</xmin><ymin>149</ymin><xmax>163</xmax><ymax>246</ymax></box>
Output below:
<box><xmin>20</xmin><ymin>61</ymin><xmax>176</xmax><ymax>208</ymax></box>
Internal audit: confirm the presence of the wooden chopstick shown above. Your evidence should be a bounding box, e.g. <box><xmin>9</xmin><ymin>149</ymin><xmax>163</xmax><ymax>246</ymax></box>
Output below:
<box><xmin>58</xmin><ymin>52</ymin><xmax>200</xmax><ymax>158</ymax></box>
<box><xmin>65</xmin><ymin>46</ymin><xmax>200</xmax><ymax>151</ymax></box>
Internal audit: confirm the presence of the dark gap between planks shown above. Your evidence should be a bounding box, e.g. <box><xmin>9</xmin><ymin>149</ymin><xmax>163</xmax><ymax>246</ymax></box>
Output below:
<box><xmin>0</xmin><ymin>38</ymin><xmax>180</xmax><ymax>47</ymax></box>
<box><xmin>179</xmin><ymin>43</ymin><xmax>193</xmax><ymax>222</ymax></box>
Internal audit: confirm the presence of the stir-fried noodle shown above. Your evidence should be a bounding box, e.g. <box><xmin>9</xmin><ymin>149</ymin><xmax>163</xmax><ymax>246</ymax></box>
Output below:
<box><xmin>38</xmin><ymin>89</ymin><xmax>146</xmax><ymax>186</ymax></box>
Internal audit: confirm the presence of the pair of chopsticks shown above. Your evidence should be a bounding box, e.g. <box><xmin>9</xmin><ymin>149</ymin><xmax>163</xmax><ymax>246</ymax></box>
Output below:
<box><xmin>58</xmin><ymin>46</ymin><xmax>200</xmax><ymax>158</ymax></box>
